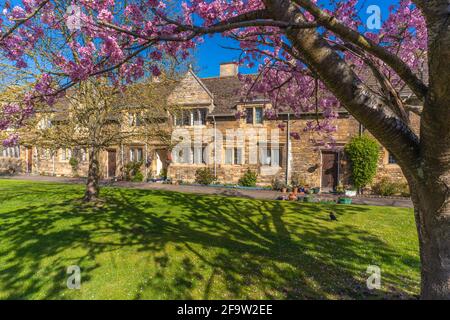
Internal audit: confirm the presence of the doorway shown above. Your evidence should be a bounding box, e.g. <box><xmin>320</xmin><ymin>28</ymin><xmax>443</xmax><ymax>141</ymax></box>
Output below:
<box><xmin>321</xmin><ymin>151</ymin><xmax>338</xmax><ymax>191</ymax></box>
<box><xmin>107</xmin><ymin>149</ymin><xmax>117</xmax><ymax>178</ymax></box>
<box><xmin>26</xmin><ymin>147</ymin><xmax>33</xmax><ymax>173</ymax></box>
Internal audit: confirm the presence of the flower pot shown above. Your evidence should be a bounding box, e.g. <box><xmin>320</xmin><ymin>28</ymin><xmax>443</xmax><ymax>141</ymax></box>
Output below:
<box><xmin>281</xmin><ymin>187</ymin><xmax>287</xmax><ymax>193</ymax></box>
<box><xmin>293</xmin><ymin>187</ymin><xmax>299</xmax><ymax>194</ymax></box>
<box><xmin>338</xmin><ymin>197</ymin><xmax>352</xmax><ymax>205</ymax></box>
<box><xmin>288</xmin><ymin>192</ymin><xmax>297</xmax><ymax>201</ymax></box>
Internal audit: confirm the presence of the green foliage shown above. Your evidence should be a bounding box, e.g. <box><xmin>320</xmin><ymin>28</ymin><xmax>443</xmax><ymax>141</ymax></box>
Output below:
<box><xmin>345</xmin><ymin>135</ymin><xmax>380</xmax><ymax>188</ymax></box>
<box><xmin>131</xmin><ymin>171</ymin><xmax>144</xmax><ymax>182</ymax></box>
<box><xmin>124</xmin><ymin>161</ymin><xmax>143</xmax><ymax>181</ymax></box>
<box><xmin>160</xmin><ymin>168</ymin><xmax>168</xmax><ymax>179</ymax></box>
<box><xmin>271</xmin><ymin>176</ymin><xmax>286</xmax><ymax>191</ymax></box>
<box><xmin>372</xmin><ymin>177</ymin><xmax>410</xmax><ymax>197</ymax></box>
<box><xmin>290</xmin><ymin>172</ymin><xmax>306</xmax><ymax>188</ymax></box>
<box><xmin>69</xmin><ymin>157</ymin><xmax>79</xmax><ymax>173</ymax></box>
<box><xmin>238</xmin><ymin>169</ymin><xmax>258</xmax><ymax>187</ymax></box>
<box><xmin>195</xmin><ymin>168</ymin><xmax>216</xmax><ymax>185</ymax></box>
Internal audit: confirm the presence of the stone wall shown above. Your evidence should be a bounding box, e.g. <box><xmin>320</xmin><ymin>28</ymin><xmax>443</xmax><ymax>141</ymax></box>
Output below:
<box><xmin>0</xmin><ymin>157</ymin><xmax>24</xmax><ymax>175</ymax></box>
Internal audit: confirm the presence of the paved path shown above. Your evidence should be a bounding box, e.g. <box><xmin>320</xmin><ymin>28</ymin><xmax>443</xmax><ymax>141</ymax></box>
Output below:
<box><xmin>0</xmin><ymin>174</ymin><xmax>413</xmax><ymax>208</ymax></box>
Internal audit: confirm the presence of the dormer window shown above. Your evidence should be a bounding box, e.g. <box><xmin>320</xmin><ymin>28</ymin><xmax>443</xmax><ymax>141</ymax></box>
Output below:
<box><xmin>129</xmin><ymin>112</ymin><xmax>144</xmax><ymax>127</ymax></box>
<box><xmin>246</xmin><ymin>107</ymin><xmax>263</xmax><ymax>125</ymax></box>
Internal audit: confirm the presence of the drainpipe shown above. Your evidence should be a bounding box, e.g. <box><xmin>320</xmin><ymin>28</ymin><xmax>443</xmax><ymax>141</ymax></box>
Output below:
<box><xmin>145</xmin><ymin>141</ymin><xmax>148</xmax><ymax>181</ymax></box>
<box><xmin>213</xmin><ymin>115</ymin><xmax>217</xmax><ymax>179</ymax></box>
<box><xmin>121</xmin><ymin>143</ymin><xmax>124</xmax><ymax>179</ymax></box>
<box><xmin>52</xmin><ymin>151</ymin><xmax>55</xmax><ymax>176</ymax></box>
<box><xmin>285</xmin><ymin>113</ymin><xmax>290</xmax><ymax>186</ymax></box>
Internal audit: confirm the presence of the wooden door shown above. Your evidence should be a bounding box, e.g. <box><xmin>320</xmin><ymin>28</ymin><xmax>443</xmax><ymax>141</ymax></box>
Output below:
<box><xmin>107</xmin><ymin>150</ymin><xmax>117</xmax><ymax>178</ymax></box>
<box><xmin>321</xmin><ymin>151</ymin><xmax>338</xmax><ymax>190</ymax></box>
<box><xmin>26</xmin><ymin>147</ymin><xmax>33</xmax><ymax>173</ymax></box>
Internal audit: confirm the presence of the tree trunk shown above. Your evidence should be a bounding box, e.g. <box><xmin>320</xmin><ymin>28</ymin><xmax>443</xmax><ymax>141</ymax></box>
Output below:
<box><xmin>412</xmin><ymin>179</ymin><xmax>450</xmax><ymax>299</ymax></box>
<box><xmin>84</xmin><ymin>147</ymin><xmax>100</xmax><ymax>202</ymax></box>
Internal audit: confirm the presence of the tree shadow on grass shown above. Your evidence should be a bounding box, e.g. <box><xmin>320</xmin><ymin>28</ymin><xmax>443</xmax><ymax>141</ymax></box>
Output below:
<box><xmin>0</xmin><ymin>184</ymin><xmax>419</xmax><ymax>299</ymax></box>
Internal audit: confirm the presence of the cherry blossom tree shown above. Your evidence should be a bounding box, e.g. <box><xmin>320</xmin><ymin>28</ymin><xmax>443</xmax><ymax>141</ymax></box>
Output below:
<box><xmin>0</xmin><ymin>0</ymin><xmax>449</xmax><ymax>299</ymax></box>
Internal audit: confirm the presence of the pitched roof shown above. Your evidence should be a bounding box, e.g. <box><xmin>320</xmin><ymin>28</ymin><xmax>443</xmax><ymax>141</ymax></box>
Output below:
<box><xmin>201</xmin><ymin>75</ymin><xmax>268</xmax><ymax>115</ymax></box>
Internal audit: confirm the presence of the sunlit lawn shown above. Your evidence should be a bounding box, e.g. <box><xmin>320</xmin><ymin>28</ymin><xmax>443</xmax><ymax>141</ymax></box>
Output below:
<box><xmin>0</xmin><ymin>179</ymin><xmax>420</xmax><ymax>299</ymax></box>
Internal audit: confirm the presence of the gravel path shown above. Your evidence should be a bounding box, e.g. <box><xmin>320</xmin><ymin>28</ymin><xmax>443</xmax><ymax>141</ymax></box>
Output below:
<box><xmin>0</xmin><ymin>174</ymin><xmax>413</xmax><ymax>208</ymax></box>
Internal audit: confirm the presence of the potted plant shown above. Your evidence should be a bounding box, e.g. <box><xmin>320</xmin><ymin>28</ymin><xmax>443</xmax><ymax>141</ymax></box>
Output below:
<box><xmin>291</xmin><ymin>173</ymin><xmax>305</xmax><ymax>194</ymax></box>
<box><xmin>335</xmin><ymin>183</ymin><xmax>345</xmax><ymax>195</ymax></box>
<box><xmin>345</xmin><ymin>186</ymin><xmax>357</xmax><ymax>197</ymax></box>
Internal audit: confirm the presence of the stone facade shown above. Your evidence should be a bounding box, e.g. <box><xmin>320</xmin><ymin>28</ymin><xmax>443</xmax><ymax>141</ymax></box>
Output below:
<box><xmin>1</xmin><ymin>63</ymin><xmax>418</xmax><ymax>190</ymax></box>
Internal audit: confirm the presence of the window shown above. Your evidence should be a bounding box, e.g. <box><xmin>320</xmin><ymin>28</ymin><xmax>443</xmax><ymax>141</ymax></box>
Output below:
<box><xmin>60</xmin><ymin>148</ymin><xmax>71</xmax><ymax>161</ymax></box>
<box><xmin>193</xmin><ymin>145</ymin><xmax>208</xmax><ymax>164</ymax></box>
<box><xmin>174</xmin><ymin>108</ymin><xmax>207</xmax><ymax>126</ymax></box>
<box><xmin>234</xmin><ymin>147</ymin><xmax>243</xmax><ymax>165</ymax></box>
<box><xmin>246</xmin><ymin>109</ymin><xmax>253</xmax><ymax>124</ymax></box>
<box><xmin>81</xmin><ymin>148</ymin><xmax>87</xmax><ymax>162</ymax></box>
<box><xmin>130</xmin><ymin>147</ymin><xmax>143</xmax><ymax>162</ymax></box>
<box><xmin>245</xmin><ymin>107</ymin><xmax>264</xmax><ymax>125</ymax></box>
<box><xmin>38</xmin><ymin>116</ymin><xmax>52</xmax><ymax>129</ymax></box>
<box><xmin>1</xmin><ymin>146</ymin><xmax>20</xmax><ymax>158</ymax></box>
<box><xmin>255</xmin><ymin>107</ymin><xmax>263</xmax><ymax>124</ymax></box>
<box><xmin>224</xmin><ymin>147</ymin><xmax>243</xmax><ymax>165</ymax></box>
<box><xmin>388</xmin><ymin>152</ymin><xmax>397</xmax><ymax>164</ymax></box>
<box><xmin>129</xmin><ymin>113</ymin><xmax>144</xmax><ymax>127</ymax></box>
<box><xmin>259</xmin><ymin>144</ymin><xmax>282</xmax><ymax>167</ymax></box>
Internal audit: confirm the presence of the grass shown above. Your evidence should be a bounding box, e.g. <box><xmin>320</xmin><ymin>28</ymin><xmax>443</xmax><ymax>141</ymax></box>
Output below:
<box><xmin>0</xmin><ymin>179</ymin><xmax>420</xmax><ymax>299</ymax></box>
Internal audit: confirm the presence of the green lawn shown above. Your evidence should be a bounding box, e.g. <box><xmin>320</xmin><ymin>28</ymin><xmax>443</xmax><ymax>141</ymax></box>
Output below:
<box><xmin>0</xmin><ymin>179</ymin><xmax>420</xmax><ymax>299</ymax></box>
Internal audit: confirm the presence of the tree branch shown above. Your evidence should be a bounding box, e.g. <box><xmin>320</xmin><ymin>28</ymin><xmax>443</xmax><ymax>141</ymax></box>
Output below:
<box><xmin>0</xmin><ymin>0</ymin><xmax>50</xmax><ymax>42</ymax></box>
<box><xmin>291</xmin><ymin>0</ymin><xmax>428</xmax><ymax>100</ymax></box>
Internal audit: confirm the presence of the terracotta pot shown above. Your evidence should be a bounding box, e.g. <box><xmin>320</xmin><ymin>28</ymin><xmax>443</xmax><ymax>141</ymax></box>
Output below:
<box><xmin>281</xmin><ymin>187</ymin><xmax>287</xmax><ymax>193</ymax></box>
<box><xmin>293</xmin><ymin>187</ymin><xmax>298</xmax><ymax>194</ymax></box>
<box><xmin>288</xmin><ymin>192</ymin><xmax>297</xmax><ymax>201</ymax></box>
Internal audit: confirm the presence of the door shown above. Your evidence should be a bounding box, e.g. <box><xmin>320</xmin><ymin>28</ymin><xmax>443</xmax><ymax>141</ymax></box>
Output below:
<box><xmin>321</xmin><ymin>151</ymin><xmax>338</xmax><ymax>190</ymax></box>
<box><xmin>26</xmin><ymin>147</ymin><xmax>33</xmax><ymax>173</ymax></box>
<box><xmin>107</xmin><ymin>150</ymin><xmax>117</xmax><ymax>178</ymax></box>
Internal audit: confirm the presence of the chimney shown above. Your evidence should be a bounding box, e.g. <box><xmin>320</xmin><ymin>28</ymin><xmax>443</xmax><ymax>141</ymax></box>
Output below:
<box><xmin>219</xmin><ymin>62</ymin><xmax>238</xmax><ymax>77</ymax></box>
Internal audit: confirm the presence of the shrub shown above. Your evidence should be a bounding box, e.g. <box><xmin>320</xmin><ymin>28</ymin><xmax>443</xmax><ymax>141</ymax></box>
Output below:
<box><xmin>131</xmin><ymin>171</ymin><xmax>144</xmax><ymax>182</ymax></box>
<box><xmin>397</xmin><ymin>182</ymin><xmax>411</xmax><ymax>197</ymax></box>
<box><xmin>124</xmin><ymin>161</ymin><xmax>143</xmax><ymax>181</ymax></box>
<box><xmin>344</xmin><ymin>135</ymin><xmax>380</xmax><ymax>189</ymax></box>
<box><xmin>372</xmin><ymin>177</ymin><xmax>397</xmax><ymax>196</ymax></box>
<box><xmin>238</xmin><ymin>169</ymin><xmax>258</xmax><ymax>187</ymax></box>
<box><xmin>271</xmin><ymin>176</ymin><xmax>286</xmax><ymax>191</ymax></box>
<box><xmin>160</xmin><ymin>168</ymin><xmax>168</xmax><ymax>179</ymax></box>
<box><xmin>195</xmin><ymin>168</ymin><xmax>216</xmax><ymax>185</ymax></box>
<box><xmin>69</xmin><ymin>157</ymin><xmax>79</xmax><ymax>174</ymax></box>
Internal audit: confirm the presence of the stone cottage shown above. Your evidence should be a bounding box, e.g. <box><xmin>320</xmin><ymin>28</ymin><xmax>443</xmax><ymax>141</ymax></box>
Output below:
<box><xmin>0</xmin><ymin>62</ymin><xmax>420</xmax><ymax>190</ymax></box>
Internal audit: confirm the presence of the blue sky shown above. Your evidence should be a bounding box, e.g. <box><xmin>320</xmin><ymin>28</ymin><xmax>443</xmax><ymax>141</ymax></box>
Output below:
<box><xmin>194</xmin><ymin>0</ymin><xmax>396</xmax><ymax>78</ymax></box>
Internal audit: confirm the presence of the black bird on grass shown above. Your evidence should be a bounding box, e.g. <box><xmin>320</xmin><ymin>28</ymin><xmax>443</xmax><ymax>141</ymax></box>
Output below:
<box><xmin>329</xmin><ymin>211</ymin><xmax>338</xmax><ymax>221</ymax></box>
